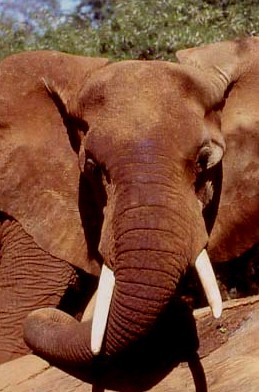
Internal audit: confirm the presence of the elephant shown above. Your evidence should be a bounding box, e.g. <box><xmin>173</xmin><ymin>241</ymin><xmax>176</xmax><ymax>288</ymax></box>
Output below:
<box><xmin>176</xmin><ymin>37</ymin><xmax>259</xmax><ymax>262</ymax></box>
<box><xmin>18</xmin><ymin>50</ymin><xmax>231</xmax><ymax>366</ymax></box>
<box><xmin>2</xmin><ymin>37</ymin><xmax>258</xmax><ymax>371</ymax></box>
<box><xmin>0</xmin><ymin>52</ymin><xmax>106</xmax><ymax>363</ymax></box>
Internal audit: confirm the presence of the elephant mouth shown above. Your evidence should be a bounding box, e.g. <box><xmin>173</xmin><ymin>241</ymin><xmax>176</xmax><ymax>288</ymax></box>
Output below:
<box><xmin>86</xmin><ymin>248</ymin><xmax>222</xmax><ymax>356</ymax></box>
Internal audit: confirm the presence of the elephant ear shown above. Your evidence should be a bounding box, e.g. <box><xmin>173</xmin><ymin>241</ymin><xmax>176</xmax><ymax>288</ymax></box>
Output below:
<box><xmin>176</xmin><ymin>39</ymin><xmax>239</xmax><ymax>82</ymax></box>
<box><xmin>177</xmin><ymin>37</ymin><xmax>259</xmax><ymax>260</ymax></box>
<box><xmin>0</xmin><ymin>51</ymin><xmax>109</xmax><ymax>274</ymax></box>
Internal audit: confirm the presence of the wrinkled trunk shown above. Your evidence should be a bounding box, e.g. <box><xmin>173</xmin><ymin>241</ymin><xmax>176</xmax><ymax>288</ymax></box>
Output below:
<box><xmin>104</xmin><ymin>190</ymin><xmax>190</xmax><ymax>355</ymax></box>
<box><xmin>24</xmin><ymin>218</ymin><xmax>187</xmax><ymax>364</ymax></box>
<box><xmin>24</xmin><ymin>162</ymin><xmax>198</xmax><ymax>365</ymax></box>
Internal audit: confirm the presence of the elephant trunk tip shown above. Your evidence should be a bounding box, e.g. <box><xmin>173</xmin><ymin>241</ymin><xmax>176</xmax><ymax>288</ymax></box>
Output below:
<box><xmin>23</xmin><ymin>308</ymin><xmax>85</xmax><ymax>364</ymax></box>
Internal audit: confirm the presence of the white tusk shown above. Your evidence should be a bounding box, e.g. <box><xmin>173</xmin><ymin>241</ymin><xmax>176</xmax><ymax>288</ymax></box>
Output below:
<box><xmin>81</xmin><ymin>291</ymin><xmax>97</xmax><ymax>323</ymax></box>
<box><xmin>91</xmin><ymin>264</ymin><xmax>115</xmax><ymax>355</ymax></box>
<box><xmin>195</xmin><ymin>249</ymin><xmax>222</xmax><ymax>319</ymax></box>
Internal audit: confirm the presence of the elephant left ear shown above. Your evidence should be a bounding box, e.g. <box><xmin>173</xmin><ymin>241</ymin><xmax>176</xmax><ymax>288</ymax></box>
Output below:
<box><xmin>177</xmin><ymin>38</ymin><xmax>259</xmax><ymax>261</ymax></box>
<box><xmin>176</xmin><ymin>39</ymin><xmax>242</xmax><ymax>108</ymax></box>
<box><xmin>176</xmin><ymin>37</ymin><xmax>259</xmax><ymax>106</ymax></box>
<box><xmin>176</xmin><ymin>39</ymin><xmax>237</xmax><ymax>79</ymax></box>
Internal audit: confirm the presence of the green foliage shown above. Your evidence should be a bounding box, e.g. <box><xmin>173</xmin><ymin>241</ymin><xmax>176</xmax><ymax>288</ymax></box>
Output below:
<box><xmin>94</xmin><ymin>0</ymin><xmax>259</xmax><ymax>60</ymax></box>
<box><xmin>73</xmin><ymin>0</ymin><xmax>114</xmax><ymax>26</ymax></box>
<box><xmin>0</xmin><ymin>0</ymin><xmax>259</xmax><ymax>60</ymax></box>
<box><xmin>0</xmin><ymin>0</ymin><xmax>62</xmax><ymax>58</ymax></box>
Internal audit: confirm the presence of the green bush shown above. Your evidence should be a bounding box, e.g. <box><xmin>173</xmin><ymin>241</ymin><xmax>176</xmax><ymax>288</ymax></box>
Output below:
<box><xmin>0</xmin><ymin>0</ymin><xmax>259</xmax><ymax>60</ymax></box>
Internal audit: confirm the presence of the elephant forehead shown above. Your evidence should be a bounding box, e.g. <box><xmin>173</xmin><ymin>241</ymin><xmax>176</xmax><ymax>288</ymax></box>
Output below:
<box><xmin>82</xmin><ymin>62</ymin><xmax>207</xmax><ymax>154</ymax></box>
<box><xmin>108</xmin><ymin>60</ymin><xmax>196</xmax><ymax>86</ymax></box>
<box><xmin>80</xmin><ymin>60</ymin><xmax>201</xmax><ymax>115</ymax></box>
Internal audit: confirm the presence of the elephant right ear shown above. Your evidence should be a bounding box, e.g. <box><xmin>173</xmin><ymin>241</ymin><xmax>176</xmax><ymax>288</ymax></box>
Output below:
<box><xmin>42</xmin><ymin>56</ymin><xmax>111</xmax><ymax>170</ymax></box>
<box><xmin>41</xmin><ymin>76</ymin><xmax>86</xmax><ymax>161</ymax></box>
<box><xmin>42</xmin><ymin>55</ymin><xmax>110</xmax><ymax>115</ymax></box>
<box><xmin>0</xmin><ymin>51</ymin><xmax>110</xmax><ymax>275</ymax></box>
<box><xmin>42</xmin><ymin>77</ymin><xmax>71</xmax><ymax>114</ymax></box>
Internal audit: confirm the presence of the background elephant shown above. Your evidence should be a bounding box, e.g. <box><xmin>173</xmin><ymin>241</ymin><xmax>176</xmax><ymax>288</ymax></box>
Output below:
<box><xmin>0</xmin><ymin>52</ymin><xmax>109</xmax><ymax>363</ymax></box>
<box><xmin>177</xmin><ymin>37</ymin><xmax>259</xmax><ymax>298</ymax></box>
<box><xmin>21</xmin><ymin>50</ymin><xmax>231</xmax><ymax>366</ymax></box>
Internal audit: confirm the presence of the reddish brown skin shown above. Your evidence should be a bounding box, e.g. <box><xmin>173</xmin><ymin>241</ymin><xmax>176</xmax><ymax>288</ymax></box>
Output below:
<box><xmin>0</xmin><ymin>215</ymin><xmax>79</xmax><ymax>364</ymax></box>
<box><xmin>0</xmin><ymin>52</ymin><xmax>107</xmax><ymax>362</ymax></box>
<box><xmin>3</xmin><ymin>40</ymin><xmax>258</xmax><ymax>368</ymax></box>
<box><xmin>18</xmin><ymin>53</ymin><xmax>227</xmax><ymax>366</ymax></box>
<box><xmin>0</xmin><ymin>51</ymin><xmax>108</xmax><ymax>272</ymax></box>
<box><xmin>177</xmin><ymin>37</ymin><xmax>259</xmax><ymax>261</ymax></box>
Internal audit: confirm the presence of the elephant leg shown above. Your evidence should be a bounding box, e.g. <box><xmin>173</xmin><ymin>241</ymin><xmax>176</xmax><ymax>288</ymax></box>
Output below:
<box><xmin>0</xmin><ymin>214</ymin><xmax>87</xmax><ymax>364</ymax></box>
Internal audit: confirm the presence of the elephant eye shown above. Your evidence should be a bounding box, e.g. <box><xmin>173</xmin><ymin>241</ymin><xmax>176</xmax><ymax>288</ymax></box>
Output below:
<box><xmin>196</xmin><ymin>136</ymin><xmax>225</xmax><ymax>174</ymax></box>
<box><xmin>85</xmin><ymin>157</ymin><xmax>97</xmax><ymax>175</ymax></box>
<box><xmin>83</xmin><ymin>154</ymin><xmax>101</xmax><ymax>181</ymax></box>
<box><xmin>84</xmin><ymin>156</ymin><xmax>110</xmax><ymax>186</ymax></box>
<box><xmin>196</xmin><ymin>145</ymin><xmax>211</xmax><ymax>172</ymax></box>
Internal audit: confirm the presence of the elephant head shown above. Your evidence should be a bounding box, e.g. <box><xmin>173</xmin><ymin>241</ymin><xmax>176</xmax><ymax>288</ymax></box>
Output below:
<box><xmin>23</xmin><ymin>52</ymin><xmax>231</xmax><ymax>365</ymax></box>
<box><xmin>176</xmin><ymin>36</ymin><xmax>259</xmax><ymax>262</ymax></box>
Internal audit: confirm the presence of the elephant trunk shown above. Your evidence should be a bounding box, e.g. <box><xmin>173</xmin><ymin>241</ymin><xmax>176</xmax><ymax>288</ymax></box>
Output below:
<box><xmin>98</xmin><ymin>176</ymin><xmax>193</xmax><ymax>355</ymax></box>
<box><xmin>24</xmin><ymin>202</ymin><xmax>189</xmax><ymax>364</ymax></box>
<box><xmin>105</xmin><ymin>246</ymin><xmax>186</xmax><ymax>356</ymax></box>
<box><xmin>23</xmin><ymin>307</ymin><xmax>95</xmax><ymax>364</ymax></box>
<box><xmin>23</xmin><ymin>165</ymin><xmax>221</xmax><ymax>365</ymax></box>
<box><xmin>92</xmin><ymin>175</ymin><xmax>221</xmax><ymax>356</ymax></box>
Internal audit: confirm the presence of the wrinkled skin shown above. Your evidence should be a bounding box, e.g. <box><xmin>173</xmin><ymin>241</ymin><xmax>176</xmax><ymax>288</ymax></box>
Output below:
<box><xmin>177</xmin><ymin>36</ymin><xmax>259</xmax><ymax>262</ymax></box>
<box><xmin>20</xmin><ymin>52</ymin><xmax>228</xmax><ymax>366</ymax></box>
<box><xmin>0</xmin><ymin>53</ymin><xmax>106</xmax><ymax>362</ymax></box>
<box><xmin>0</xmin><ymin>213</ymin><xmax>98</xmax><ymax>364</ymax></box>
<box><xmin>4</xmin><ymin>38</ymin><xmax>259</xmax><ymax>369</ymax></box>
<box><xmin>0</xmin><ymin>51</ymin><xmax>108</xmax><ymax>271</ymax></box>
<box><xmin>0</xmin><ymin>212</ymin><xmax>80</xmax><ymax>363</ymax></box>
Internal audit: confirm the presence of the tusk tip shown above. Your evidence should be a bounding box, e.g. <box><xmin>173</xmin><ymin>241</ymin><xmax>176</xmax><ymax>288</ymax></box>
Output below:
<box><xmin>91</xmin><ymin>334</ymin><xmax>103</xmax><ymax>355</ymax></box>
<box><xmin>211</xmin><ymin>303</ymin><xmax>222</xmax><ymax>319</ymax></box>
<box><xmin>91</xmin><ymin>344</ymin><xmax>101</xmax><ymax>356</ymax></box>
<box><xmin>208</xmin><ymin>288</ymin><xmax>223</xmax><ymax>319</ymax></box>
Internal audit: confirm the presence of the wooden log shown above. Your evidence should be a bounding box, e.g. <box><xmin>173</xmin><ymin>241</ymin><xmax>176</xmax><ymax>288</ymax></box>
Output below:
<box><xmin>154</xmin><ymin>295</ymin><xmax>259</xmax><ymax>392</ymax></box>
<box><xmin>1</xmin><ymin>295</ymin><xmax>259</xmax><ymax>392</ymax></box>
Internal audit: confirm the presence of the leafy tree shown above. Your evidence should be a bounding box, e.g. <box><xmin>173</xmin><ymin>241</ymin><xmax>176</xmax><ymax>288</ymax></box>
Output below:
<box><xmin>0</xmin><ymin>0</ymin><xmax>259</xmax><ymax>60</ymax></box>
<box><xmin>73</xmin><ymin>0</ymin><xmax>115</xmax><ymax>26</ymax></box>
<box><xmin>92</xmin><ymin>0</ymin><xmax>259</xmax><ymax>60</ymax></box>
<box><xmin>0</xmin><ymin>0</ymin><xmax>62</xmax><ymax>57</ymax></box>
<box><xmin>0</xmin><ymin>0</ymin><xmax>61</xmax><ymax>31</ymax></box>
